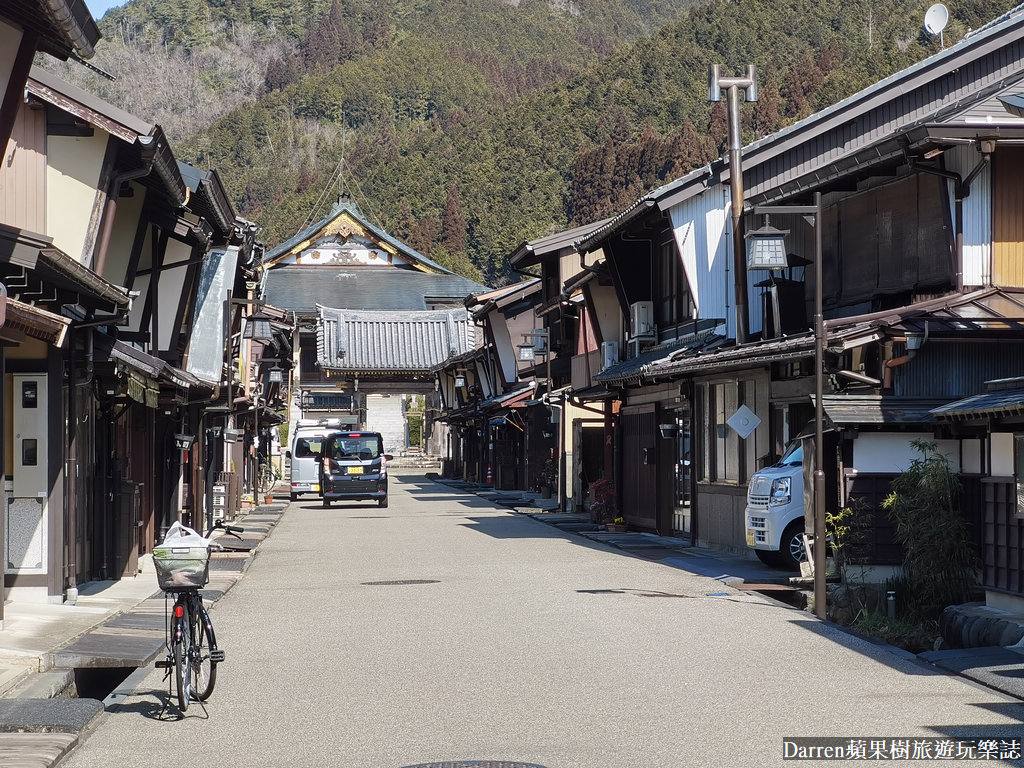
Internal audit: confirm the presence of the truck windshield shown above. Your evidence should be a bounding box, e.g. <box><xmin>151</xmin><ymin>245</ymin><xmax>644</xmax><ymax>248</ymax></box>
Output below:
<box><xmin>777</xmin><ymin>442</ymin><xmax>802</xmax><ymax>467</ymax></box>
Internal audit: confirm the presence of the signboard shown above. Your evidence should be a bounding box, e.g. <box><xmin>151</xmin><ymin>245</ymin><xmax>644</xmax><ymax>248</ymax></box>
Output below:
<box><xmin>727</xmin><ymin>404</ymin><xmax>761</xmax><ymax>439</ymax></box>
<box><xmin>185</xmin><ymin>246</ymin><xmax>239</xmax><ymax>383</ymax></box>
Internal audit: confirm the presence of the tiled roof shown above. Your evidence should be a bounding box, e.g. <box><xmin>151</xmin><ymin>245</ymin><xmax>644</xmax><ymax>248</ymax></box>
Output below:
<box><xmin>821</xmin><ymin>395</ymin><xmax>951</xmax><ymax>426</ymax></box>
<box><xmin>316</xmin><ymin>307</ymin><xmax>476</xmax><ymax>374</ymax></box>
<box><xmin>508</xmin><ymin>218</ymin><xmax>613</xmax><ymax>268</ymax></box>
<box><xmin>265</xmin><ymin>267</ymin><xmax>487</xmax><ymax>315</ymax></box>
<box><xmin>931</xmin><ymin>388</ymin><xmax>1024</xmax><ymax>420</ymax></box>
<box><xmin>640</xmin><ymin>287</ymin><xmax>1024</xmax><ymax>382</ymax></box>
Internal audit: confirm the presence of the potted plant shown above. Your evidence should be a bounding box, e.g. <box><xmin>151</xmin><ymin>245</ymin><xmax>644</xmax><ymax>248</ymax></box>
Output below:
<box><xmin>607</xmin><ymin>516</ymin><xmax>627</xmax><ymax>533</ymax></box>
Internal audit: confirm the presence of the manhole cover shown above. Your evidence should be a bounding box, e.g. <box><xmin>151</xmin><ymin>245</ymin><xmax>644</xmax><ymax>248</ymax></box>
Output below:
<box><xmin>401</xmin><ymin>763</ymin><xmax>547</xmax><ymax>768</ymax></box>
<box><xmin>361</xmin><ymin>579</ymin><xmax>439</xmax><ymax>586</ymax></box>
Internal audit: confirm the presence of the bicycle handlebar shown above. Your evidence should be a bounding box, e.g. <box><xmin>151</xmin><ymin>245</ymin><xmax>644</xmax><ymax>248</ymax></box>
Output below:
<box><xmin>206</xmin><ymin>519</ymin><xmax>245</xmax><ymax>538</ymax></box>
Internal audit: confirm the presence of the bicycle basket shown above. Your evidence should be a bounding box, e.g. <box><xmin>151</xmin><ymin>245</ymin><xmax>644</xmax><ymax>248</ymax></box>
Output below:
<box><xmin>153</xmin><ymin>545</ymin><xmax>211</xmax><ymax>590</ymax></box>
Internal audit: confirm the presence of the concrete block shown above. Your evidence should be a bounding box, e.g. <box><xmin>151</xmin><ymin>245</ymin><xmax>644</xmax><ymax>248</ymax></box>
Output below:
<box><xmin>0</xmin><ymin>698</ymin><xmax>102</xmax><ymax>733</ymax></box>
<box><xmin>8</xmin><ymin>670</ymin><xmax>74</xmax><ymax>700</ymax></box>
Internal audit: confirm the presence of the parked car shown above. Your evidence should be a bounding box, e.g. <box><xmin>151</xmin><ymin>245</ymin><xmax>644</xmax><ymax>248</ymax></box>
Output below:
<box><xmin>744</xmin><ymin>440</ymin><xmax>807</xmax><ymax>570</ymax></box>
<box><xmin>286</xmin><ymin>419</ymin><xmax>343</xmax><ymax>502</ymax></box>
<box><xmin>318</xmin><ymin>431</ymin><xmax>393</xmax><ymax>508</ymax></box>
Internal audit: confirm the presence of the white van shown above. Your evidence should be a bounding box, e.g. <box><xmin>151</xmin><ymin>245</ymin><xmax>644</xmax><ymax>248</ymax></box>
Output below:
<box><xmin>286</xmin><ymin>419</ymin><xmax>343</xmax><ymax>502</ymax></box>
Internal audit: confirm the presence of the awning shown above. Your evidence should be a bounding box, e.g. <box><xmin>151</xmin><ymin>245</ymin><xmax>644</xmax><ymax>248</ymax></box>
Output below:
<box><xmin>820</xmin><ymin>395</ymin><xmax>953</xmax><ymax>426</ymax></box>
<box><xmin>1</xmin><ymin>298</ymin><xmax>70</xmax><ymax>346</ymax></box>
<box><xmin>930</xmin><ymin>387</ymin><xmax>1024</xmax><ymax>421</ymax></box>
<box><xmin>478</xmin><ymin>382</ymin><xmax>537</xmax><ymax>412</ymax></box>
<box><xmin>94</xmin><ymin>333</ymin><xmax>166</xmax><ymax>378</ymax></box>
<box><xmin>570</xmin><ymin>385</ymin><xmax>617</xmax><ymax>401</ymax></box>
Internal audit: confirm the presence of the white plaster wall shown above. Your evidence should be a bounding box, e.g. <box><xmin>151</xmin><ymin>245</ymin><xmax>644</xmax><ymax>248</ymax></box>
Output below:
<box><xmin>991</xmin><ymin>432</ymin><xmax>1014</xmax><ymax>476</ymax></box>
<box><xmin>852</xmin><ymin>433</ymin><xmax>961</xmax><ymax>473</ymax></box>
<box><xmin>157</xmin><ymin>238</ymin><xmax>192</xmax><ymax>351</ymax></box>
<box><xmin>101</xmin><ymin>183</ymin><xmax>146</xmax><ymax>283</ymax></box>
<box><xmin>46</xmin><ymin>131</ymin><xmax>108</xmax><ymax>263</ymax></box>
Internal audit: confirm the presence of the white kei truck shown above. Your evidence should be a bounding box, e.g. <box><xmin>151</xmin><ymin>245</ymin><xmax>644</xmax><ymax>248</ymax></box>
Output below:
<box><xmin>744</xmin><ymin>440</ymin><xmax>807</xmax><ymax>570</ymax></box>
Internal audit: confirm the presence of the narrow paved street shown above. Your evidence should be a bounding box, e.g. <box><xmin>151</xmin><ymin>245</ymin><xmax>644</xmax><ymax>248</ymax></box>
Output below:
<box><xmin>62</xmin><ymin>473</ymin><xmax>1024</xmax><ymax>768</ymax></box>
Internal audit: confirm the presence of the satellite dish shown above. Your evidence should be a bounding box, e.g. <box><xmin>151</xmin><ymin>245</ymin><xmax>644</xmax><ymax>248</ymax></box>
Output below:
<box><xmin>924</xmin><ymin>3</ymin><xmax>949</xmax><ymax>35</ymax></box>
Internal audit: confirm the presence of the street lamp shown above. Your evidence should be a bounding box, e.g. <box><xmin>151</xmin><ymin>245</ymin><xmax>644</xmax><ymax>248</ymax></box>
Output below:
<box><xmin>518</xmin><ymin>329</ymin><xmax>552</xmax><ymax>396</ymax></box>
<box><xmin>243</xmin><ymin>310</ymin><xmax>273</xmax><ymax>342</ymax></box>
<box><xmin>752</xmin><ymin>191</ymin><xmax>826</xmax><ymax>620</ymax></box>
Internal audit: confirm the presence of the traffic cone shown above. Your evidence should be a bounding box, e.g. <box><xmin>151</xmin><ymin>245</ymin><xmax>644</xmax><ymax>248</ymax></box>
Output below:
<box><xmin>486</xmin><ymin>465</ymin><xmax>493</xmax><ymax>484</ymax></box>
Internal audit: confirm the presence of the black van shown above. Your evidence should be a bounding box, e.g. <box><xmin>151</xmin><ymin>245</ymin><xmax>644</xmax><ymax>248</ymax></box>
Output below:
<box><xmin>317</xmin><ymin>431</ymin><xmax>393</xmax><ymax>508</ymax></box>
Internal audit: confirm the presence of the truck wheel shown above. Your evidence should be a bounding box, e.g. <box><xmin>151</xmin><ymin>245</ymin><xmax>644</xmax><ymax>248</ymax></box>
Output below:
<box><xmin>289</xmin><ymin>492</ymin><xmax>297</xmax><ymax>502</ymax></box>
<box><xmin>755</xmin><ymin>549</ymin><xmax>784</xmax><ymax>567</ymax></box>
<box><xmin>780</xmin><ymin>521</ymin><xmax>808</xmax><ymax>571</ymax></box>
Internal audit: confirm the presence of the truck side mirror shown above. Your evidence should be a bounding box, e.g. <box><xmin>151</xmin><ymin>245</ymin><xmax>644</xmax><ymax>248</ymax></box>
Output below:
<box><xmin>285</xmin><ymin>450</ymin><xmax>291</xmax><ymax>459</ymax></box>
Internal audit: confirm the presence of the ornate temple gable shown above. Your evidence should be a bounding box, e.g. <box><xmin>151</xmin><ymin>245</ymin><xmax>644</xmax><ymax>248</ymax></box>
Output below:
<box><xmin>286</xmin><ymin>212</ymin><xmax>405</xmax><ymax>267</ymax></box>
<box><xmin>265</xmin><ymin>198</ymin><xmax>453</xmax><ymax>273</ymax></box>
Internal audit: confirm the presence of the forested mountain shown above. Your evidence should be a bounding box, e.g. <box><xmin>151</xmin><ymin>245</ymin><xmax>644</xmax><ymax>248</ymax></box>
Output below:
<box><xmin>44</xmin><ymin>0</ymin><xmax>1018</xmax><ymax>284</ymax></box>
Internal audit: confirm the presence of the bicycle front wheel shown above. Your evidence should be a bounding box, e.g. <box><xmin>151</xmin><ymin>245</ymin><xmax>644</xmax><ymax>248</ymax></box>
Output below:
<box><xmin>173</xmin><ymin>614</ymin><xmax>190</xmax><ymax>712</ymax></box>
<box><xmin>191</xmin><ymin>604</ymin><xmax>218</xmax><ymax>701</ymax></box>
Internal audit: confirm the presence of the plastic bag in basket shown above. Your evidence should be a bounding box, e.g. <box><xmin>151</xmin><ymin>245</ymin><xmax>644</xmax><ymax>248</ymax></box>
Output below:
<box><xmin>160</xmin><ymin>520</ymin><xmax>212</xmax><ymax>548</ymax></box>
<box><xmin>154</xmin><ymin>521</ymin><xmax>213</xmax><ymax>588</ymax></box>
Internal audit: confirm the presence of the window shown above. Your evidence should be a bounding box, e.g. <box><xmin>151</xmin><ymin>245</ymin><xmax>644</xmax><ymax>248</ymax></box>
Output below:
<box><xmin>655</xmin><ymin>238</ymin><xmax>693</xmax><ymax>332</ymax></box>
<box><xmin>697</xmin><ymin>378</ymin><xmax>759</xmax><ymax>484</ymax></box>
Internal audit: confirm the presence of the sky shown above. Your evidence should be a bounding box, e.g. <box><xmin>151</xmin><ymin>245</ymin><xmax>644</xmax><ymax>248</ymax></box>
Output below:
<box><xmin>86</xmin><ymin>0</ymin><xmax>127</xmax><ymax>20</ymax></box>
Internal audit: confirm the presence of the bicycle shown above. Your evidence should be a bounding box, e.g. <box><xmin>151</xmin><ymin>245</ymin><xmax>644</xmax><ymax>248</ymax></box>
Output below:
<box><xmin>154</xmin><ymin>519</ymin><xmax>244</xmax><ymax>713</ymax></box>
<box><xmin>256</xmin><ymin>459</ymin><xmax>281</xmax><ymax>495</ymax></box>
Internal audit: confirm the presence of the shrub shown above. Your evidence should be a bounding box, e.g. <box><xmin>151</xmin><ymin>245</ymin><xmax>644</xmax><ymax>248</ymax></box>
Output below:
<box><xmin>881</xmin><ymin>440</ymin><xmax>977</xmax><ymax>621</ymax></box>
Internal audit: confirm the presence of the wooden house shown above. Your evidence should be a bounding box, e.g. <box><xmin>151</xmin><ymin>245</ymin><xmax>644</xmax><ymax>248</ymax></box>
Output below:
<box><xmin>571</xmin><ymin>4</ymin><xmax>1024</xmax><ymax>616</ymax></box>
<box><xmin>0</xmin><ymin>64</ymin><xmax>259</xmax><ymax>610</ymax></box>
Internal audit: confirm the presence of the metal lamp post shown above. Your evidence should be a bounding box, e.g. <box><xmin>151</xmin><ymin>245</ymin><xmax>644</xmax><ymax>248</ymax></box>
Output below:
<box><xmin>709</xmin><ymin>64</ymin><xmax>758</xmax><ymax>344</ymax></box>
<box><xmin>750</xmin><ymin>191</ymin><xmax>826</xmax><ymax>620</ymax></box>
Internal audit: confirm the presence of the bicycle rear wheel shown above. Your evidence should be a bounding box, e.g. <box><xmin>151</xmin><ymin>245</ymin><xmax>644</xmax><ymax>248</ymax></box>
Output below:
<box><xmin>261</xmin><ymin>462</ymin><xmax>280</xmax><ymax>494</ymax></box>
<box><xmin>173</xmin><ymin>613</ymin><xmax>190</xmax><ymax>712</ymax></box>
<box><xmin>191</xmin><ymin>603</ymin><xmax>218</xmax><ymax>701</ymax></box>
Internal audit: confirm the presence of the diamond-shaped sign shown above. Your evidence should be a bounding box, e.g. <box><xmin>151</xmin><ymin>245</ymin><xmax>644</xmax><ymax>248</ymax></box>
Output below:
<box><xmin>726</xmin><ymin>404</ymin><xmax>761</xmax><ymax>439</ymax></box>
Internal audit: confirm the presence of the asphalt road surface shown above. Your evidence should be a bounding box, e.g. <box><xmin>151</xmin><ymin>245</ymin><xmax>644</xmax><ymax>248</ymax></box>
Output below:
<box><xmin>62</xmin><ymin>473</ymin><xmax>1024</xmax><ymax>768</ymax></box>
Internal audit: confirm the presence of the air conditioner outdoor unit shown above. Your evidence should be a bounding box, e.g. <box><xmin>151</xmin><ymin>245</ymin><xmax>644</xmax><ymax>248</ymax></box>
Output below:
<box><xmin>630</xmin><ymin>301</ymin><xmax>655</xmax><ymax>341</ymax></box>
<box><xmin>601</xmin><ymin>341</ymin><xmax>619</xmax><ymax>370</ymax></box>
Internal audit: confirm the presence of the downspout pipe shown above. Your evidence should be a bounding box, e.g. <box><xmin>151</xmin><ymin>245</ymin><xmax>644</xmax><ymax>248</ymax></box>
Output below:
<box><xmin>94</xmin><ymin>158</ymin><xmax>154</xmax><ymax>278</ymax></box>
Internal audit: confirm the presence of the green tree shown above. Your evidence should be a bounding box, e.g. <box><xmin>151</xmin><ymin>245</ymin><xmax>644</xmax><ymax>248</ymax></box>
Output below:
<box><xmin>882</xmin><ymin>440</ymin><xmax>978</xmax><ymax>620</ymax></box>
